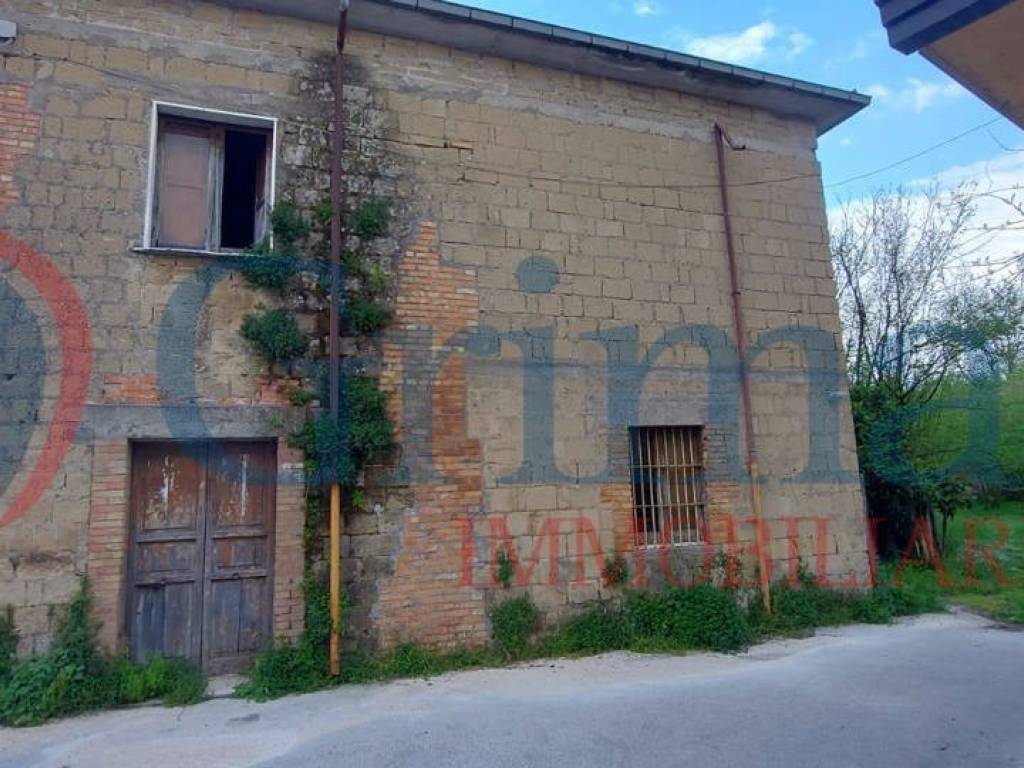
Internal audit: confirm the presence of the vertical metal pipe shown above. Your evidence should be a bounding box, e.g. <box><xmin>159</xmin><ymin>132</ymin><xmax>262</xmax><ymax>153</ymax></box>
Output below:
<box><xmin>713</xmin><ymin>123</ymin><xmax>772</xmax><ymax>611</ymax></box>
<box><xmin>329</xmin><ymin>1</ymin><xmax>350</xmax><ymax>678</ymax></box>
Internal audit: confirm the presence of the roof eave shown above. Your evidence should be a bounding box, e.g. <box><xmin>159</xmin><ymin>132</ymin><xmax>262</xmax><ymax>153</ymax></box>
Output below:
<box><xmin>216</xmin><ymin>0</ymin><xmax>870</xmax><ymax>134</ymax></box>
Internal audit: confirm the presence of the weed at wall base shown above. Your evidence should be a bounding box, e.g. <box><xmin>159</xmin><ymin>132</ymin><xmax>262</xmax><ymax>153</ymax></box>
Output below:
<box><xmin>236</xmin><ymin>579</ymin><xmax>940</xmax><ymax>702</ymax></box>
<box><xmin>0</xmin><ymin>580</ymin><xmax>206</xmax><ymax>727</ymax></box>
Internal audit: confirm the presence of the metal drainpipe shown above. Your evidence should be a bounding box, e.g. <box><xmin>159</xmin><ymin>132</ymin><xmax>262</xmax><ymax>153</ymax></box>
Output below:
<box><xmin>329</xmin><ymin>0</ymin><xmax>350</xmax><ymax>678</ymax></box>
<box><xmin>713</xmin><ymin>123</ymin><xmax>772</xmax><ymax>612</ymax></box>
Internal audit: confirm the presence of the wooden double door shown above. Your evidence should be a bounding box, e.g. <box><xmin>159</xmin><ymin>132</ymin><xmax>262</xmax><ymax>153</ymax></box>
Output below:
<box><xmin>127</xmin><ymin>441</ymin><xmax>276</xmax><ymax>674</ymax></box>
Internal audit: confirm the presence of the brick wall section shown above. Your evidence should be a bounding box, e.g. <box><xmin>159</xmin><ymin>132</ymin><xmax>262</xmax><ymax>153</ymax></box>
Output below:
<box><xmin>376</xmin><ymin>223</ymin><xmax>489</xmax><ymax>648</ymax></box>
<box><xmin>273</xmin><ymin>439</ymin><xmax>305</xmax><ymax>642</ymax></box>
<box><xmin>101</xmin><ymin>374</ymin><xmax>161</xmax><ymax>404</ymax></box>
<box><xmin>0</xmin><ymin>84</ymin><xmax>41</xmax><ymax>211</ymax></box>
<box><xmin>85</xmin><ymin>441</ymin><xmax>130</xmax><ymax>651</ymax></box>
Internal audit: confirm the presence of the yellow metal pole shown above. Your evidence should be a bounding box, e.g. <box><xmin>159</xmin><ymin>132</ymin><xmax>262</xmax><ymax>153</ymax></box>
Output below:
<box><xmin>328</xmin><ymin>1</ymin><xmax>350</xmax><ymax>679</ymax></box>
<box><xmin>330</xmin><ymin>482</ymin><xmax>341</xmax><ymax>676</ymax></box>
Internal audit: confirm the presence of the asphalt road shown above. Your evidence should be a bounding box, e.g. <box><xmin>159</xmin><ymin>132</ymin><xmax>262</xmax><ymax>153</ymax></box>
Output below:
<box><xmin>2</xmin><ymin>612</ymin><xmax>1022</xmax><ymax>768</ymax></box>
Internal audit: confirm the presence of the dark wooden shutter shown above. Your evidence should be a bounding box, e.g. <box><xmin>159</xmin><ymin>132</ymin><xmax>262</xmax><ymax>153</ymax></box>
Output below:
<box><xmin>155</xmin><ymin>121</ymin><xmax>214</xmax><ymax>249</ymax></box>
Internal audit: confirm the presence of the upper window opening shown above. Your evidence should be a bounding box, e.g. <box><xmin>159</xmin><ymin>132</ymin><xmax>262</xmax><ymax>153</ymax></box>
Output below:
<box><xmin>628</xmin><ymin>425</ymin><xmax>706</xmax><ymax>547</ymax></box>
<box><xmin>151</xmin><ymin>110</ymin><xmax>273</xmax><ymax>251</ymax></box>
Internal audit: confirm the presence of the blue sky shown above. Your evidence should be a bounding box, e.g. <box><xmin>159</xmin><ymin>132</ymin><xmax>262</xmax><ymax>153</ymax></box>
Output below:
<box><xmin>463</xmin><ymin>0</ymin><xmax>1024</xmax><ymax>207</ymax></box>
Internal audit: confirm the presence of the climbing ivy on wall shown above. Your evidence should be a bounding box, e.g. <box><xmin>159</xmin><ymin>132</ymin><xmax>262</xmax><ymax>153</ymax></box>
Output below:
<box><xmin>236</xmin><ymin>196</ymin><xmax>397</xmax><ymax>675</ymax></box>
<box><xmin>238</xmin><ymin>197</ymin><xmax>396</xmax><ymax>483</ymax></box>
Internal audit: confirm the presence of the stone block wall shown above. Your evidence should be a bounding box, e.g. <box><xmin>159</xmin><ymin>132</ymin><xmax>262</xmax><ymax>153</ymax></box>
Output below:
<box><xmin>0</xmin><ymin>0</ymin><xmax>868</xmax><ymax>655</ymax></box>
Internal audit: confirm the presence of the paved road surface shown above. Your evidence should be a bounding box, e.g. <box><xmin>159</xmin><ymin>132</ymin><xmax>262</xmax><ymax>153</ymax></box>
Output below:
<box><xmin>2</xmin><ymin>612</ymin><xmax>1022</xmax><ymax>768</ymax></box>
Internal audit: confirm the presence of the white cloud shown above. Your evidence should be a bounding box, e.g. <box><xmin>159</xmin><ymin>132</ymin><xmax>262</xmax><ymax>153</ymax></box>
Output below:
<box><xmin>633</xmin><ymin>0</ymin><xmax>660</xmax><ymax>16</ymax></box>
<box><xmin>829</xmin><ymin>152</ymin><xmax>1024</xmax><ymax>276</ymax></box>
<box><xmin>674</xmin><ymin>20</ymin><xmax>813</xmax><ymax>66</ymax></box>
<box><xmin>925</xmin><ymin>154</ymin><xmax>1024</xmax><ymax>269</ymax></box>
<box><xmin>685</xmin><ymin>21</ymin><xmax>778</xmax><ymax>64</ymax></box>
<box><xmin>864</xmin><ymin>78</ymin><xmax>965</xmax><ymax>112</ymax></box>
<box><xmin>864</xmin><ymin>83</ymin><xmax>892</xmax><ymax>100</ymax></box>
<box><xmin>787</xmin><ymin>31</ymin><xmax>813</xmax><ymax>58</ymax></box>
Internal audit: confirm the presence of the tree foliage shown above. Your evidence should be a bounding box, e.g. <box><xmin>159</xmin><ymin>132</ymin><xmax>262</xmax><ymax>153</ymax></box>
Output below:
<box><xmin>831</xmin><ymin>182</ymin><xmax>1024</xmax><ymax>554</ymax></box>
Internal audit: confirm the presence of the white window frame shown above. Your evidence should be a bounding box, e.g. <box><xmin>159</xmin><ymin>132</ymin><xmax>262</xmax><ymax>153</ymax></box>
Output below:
<box><xmin>142</xmin><ymin>101</ymin><xmax>279</xmax><ymax>252</ymax></box>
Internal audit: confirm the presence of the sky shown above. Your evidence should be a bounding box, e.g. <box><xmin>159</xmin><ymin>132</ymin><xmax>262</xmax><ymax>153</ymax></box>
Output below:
<box><xmin>460</xmin><ymin>0</ymin><xmax>1024</xmax><ymax>219</ymax></box>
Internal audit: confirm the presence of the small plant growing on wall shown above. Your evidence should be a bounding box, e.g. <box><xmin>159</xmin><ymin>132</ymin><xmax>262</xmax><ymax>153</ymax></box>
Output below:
<box><xmin>495</xmin><ymin>547</ymin><xmax>516</xmax><ymax>589</ymax></box>
<box><xmin>601</xmin><ymin>553</ymin><xmax>630</xmax><ymax>588</ymax></box>
<box><xmin>241</xmin><ymin>309</ymin><xmax>308</xmax><ymax>363</ymax></box>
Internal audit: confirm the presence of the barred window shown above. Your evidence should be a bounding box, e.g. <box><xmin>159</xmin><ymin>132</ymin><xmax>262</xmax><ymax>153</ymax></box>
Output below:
<box><xmin>628</xmin><ymin>426</ymin><xmax>706</xmax><ymax>547</ymax></box>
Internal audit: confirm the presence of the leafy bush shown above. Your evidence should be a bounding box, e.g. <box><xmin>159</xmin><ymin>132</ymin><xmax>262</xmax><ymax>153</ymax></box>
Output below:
<box><xmin>240</xmin><ymin>252</ymin><xmax>297</xmax><ymax>293</ymax></box>
<box><xmin>348</xmin><ymin>298</ymin><xmax>391</xmax><ymax>335</ymax></box>
<box><xmin>292</xmin><ymin>376</ymin><xmax>394</xmax><ymax>487</ymax></box>
<box><xmin>490</xmin><ymin>596</ymin><xmax>539</xmax><ymax>659</ymax></box>
<box><xmin>0</xmin><ymin>609</ymin><xmax>16</xmax><ymax>684</ymax></box>
<box><xmin>547</xmin><ymin>605</ymin><xmax>629</xmax><ymax>655</ymax></box>
<box><xmin>113</xmin><ymin>655</ymin><xmax>206</xmax><ymax>707</ymax></box>
<box><xmin>241</xmin><ymin>309</ymin><xmax>307</xmax><ymax>364</ymax></box>
<box><xmin>350</xmin><ymin>199</ymin><xmax>391</xmax><ymax>240</ymax></box>
<box><xmin>365</xmin><ymin>265</ymin><xmax>390</xmax><ymax>298</ymax></box>
<box><xmin>238</xmin><ymin>203</ymin><xmax>311</xmax><ymax>293</ymax></box>
<box><xmin>382</xmin><ymin>643</ymin><xmax>437</xmax><ymax>679</ymax></box>
<box><xmin>0</xmin><ymin>581</ymin><xmax>205</xmax><ymax>726</ymax></box>
<box><xmin>235</xmin><ymin>575</ymin><xmax>333</xmax><ymax>701</ymax></box>
<box><xmin>625</xmin><ymin>586</ymin><xmax>752</xmax><ymax>652</ymax></box>
<box><xmin>269</xmin><ymin>201</ymin><xmax>311</xmax><ymax>249</ymax></box>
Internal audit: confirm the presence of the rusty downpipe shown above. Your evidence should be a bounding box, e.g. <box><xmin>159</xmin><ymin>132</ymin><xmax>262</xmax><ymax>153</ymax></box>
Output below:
<box><xmin>713</xmin><ymin>123</ymin><xmax>772</xmax><ymax>612</ymax></box>
<box><xmin>329</xmin><ymin>0</ymin><xmax>350</xmax><ymax>678</ymax></box>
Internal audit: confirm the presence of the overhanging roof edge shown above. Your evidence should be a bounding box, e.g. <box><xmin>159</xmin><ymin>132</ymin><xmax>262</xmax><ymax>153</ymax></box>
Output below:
<box><xmin>214</xmin><ymin>0</ymin><xmax>870</xmax><ymax>133</ymax></box>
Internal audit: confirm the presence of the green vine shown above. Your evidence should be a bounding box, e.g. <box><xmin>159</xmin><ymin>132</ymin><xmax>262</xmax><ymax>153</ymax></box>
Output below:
<box><xmin>351</xmin><ymin>198</ymin><xmax>391</xmax><ymax>240</ymax></box>
<box><xmin>235</xmin><ymin>194</ymin><xmax>397</xmax><ymax>689</ymax></box>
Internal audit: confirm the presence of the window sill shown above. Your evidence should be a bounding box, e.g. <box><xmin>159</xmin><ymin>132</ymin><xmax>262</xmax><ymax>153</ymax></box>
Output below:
<box><xmin>131</xmin><ymin>246</ymin><xmax>249</xmax><ymax>260</ymax></box>
<box><xmin>635</xmin><ymin>542</ymin><xmax>706</xmax><ymax>550</ymax></box>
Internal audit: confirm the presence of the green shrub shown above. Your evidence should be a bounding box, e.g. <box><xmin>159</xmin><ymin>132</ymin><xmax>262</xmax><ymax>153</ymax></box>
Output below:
<box><xmin>269</xmin><ymin>201</ymin><xmax>311</xmax><ymax>249</ymax></box>
<box><xmin>287</xmin><ymin>387</ymin><xmax>317</xmax><ymax>407</ymax></box>
<box><xmin>348</xmin><ymin>297</ymin><xmax>391</xmax><ymax>335</ymax></box>
<box><xmin>234</xmin><ymin>641</ymin><xmax>329</xmax><ymax>701</ymax></box>
<box><xmin>113</xmin><ymin>655</ymin><xmax>206</xmax><ymax>707</ymax></box>
<box><xmin>490</xmin><ymin>596</ymin><xmax>539</xmax><ymax>659</ymax></box>
<box><xmin>365</xmin><ymin>265</ymin><xmax>390</xmax><ymax>298</ymax></box>
<box><xmin>382</xmin><ymin>644</ymin><xmax>437</xmax><ymax>679</ymax></box>
<box><xmin>235</xmin><ymin>575</ymin><xmax>333</xmax><ymax>701</ymax></box>
<box><xmin>626</xmin><ymin>586</ymin><xmax>752</xmax><ymax>652</ymax></box>
<box><xmin>240</xmin><ymin>252</ymin><xmax>297</xmax><ymax>293</ymax></box>
<box><xmin>0</xmin><ymin>581</ymin><xmax>205</xmax><ymax>726</ymax></box>
<box><xmin>0</xmin><ymin>609</ymin><xmax>16</xmax><ymax>684</ymax></box>
<box><xmin>350</xmin><ymin>199</ymin><xmax>391</xmax><ymax>239</ymax></box>
<box><xmin>552</xmin><ymin>605</ymin><xmax>629</xmax><ymax>655</ymax></box>
<box><xmin>241</xmin><ymin>309</ymin><xmax>307</xmax><ymax>364</ymax></box>
<box><xmin>347</xmin><ymin>376</ymin><xmax>396</xmax><ymax>469</ymax></box>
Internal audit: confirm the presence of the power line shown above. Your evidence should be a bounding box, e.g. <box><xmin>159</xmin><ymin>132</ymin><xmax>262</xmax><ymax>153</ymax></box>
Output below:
<box><xmin>826</xmin><ymin>117</ymin><xmax>1005</xmax><ymax>189</ymax></box>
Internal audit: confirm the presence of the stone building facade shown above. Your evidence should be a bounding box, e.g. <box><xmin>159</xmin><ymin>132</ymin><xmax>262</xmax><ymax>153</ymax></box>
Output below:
<box><xmin>0</xmin><ymin>0</ymin><xmax>871</xmax><ymax>664</ymax></box>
